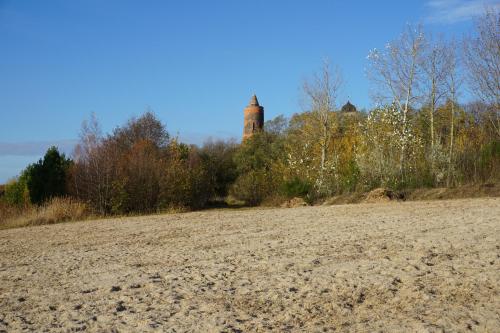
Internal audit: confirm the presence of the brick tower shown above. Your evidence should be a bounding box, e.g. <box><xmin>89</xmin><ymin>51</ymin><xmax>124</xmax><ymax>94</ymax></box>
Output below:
<box><xmin>243</xmin><ymin>94</ymin><xmax>264</xmax><ymax>140</ymax></box>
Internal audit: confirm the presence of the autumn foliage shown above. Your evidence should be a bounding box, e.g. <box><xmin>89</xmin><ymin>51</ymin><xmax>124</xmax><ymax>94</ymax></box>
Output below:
<box><xmin>0</xmin><ymin>9</ymin><xmax>498</xmax><ymax>223</ymax></box>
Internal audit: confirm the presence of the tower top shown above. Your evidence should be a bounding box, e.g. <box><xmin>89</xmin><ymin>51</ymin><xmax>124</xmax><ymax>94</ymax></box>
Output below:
<box><xmin>249</xmin><ymin>94</ymin><xmax>260</xmax><ymax>107</ymax></box>
<box><xmin>243</xmin><ymin>94</ymin><xmax>264</xmax><ymax>140</ymax></box>
<box><xmin>341</xmin><ymin>100</ymin><xmax>357</xmax><ymax>113</ymax></box>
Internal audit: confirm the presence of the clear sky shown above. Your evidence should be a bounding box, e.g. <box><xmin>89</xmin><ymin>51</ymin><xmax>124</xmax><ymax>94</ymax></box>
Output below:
<box><xmin>0</xmin><ymin>0</ymin><xmax>498</xmax><ymax>182</ymax></box>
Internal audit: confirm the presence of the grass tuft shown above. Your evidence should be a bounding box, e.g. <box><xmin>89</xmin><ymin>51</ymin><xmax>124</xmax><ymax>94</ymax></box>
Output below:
<box><xmin>0</xmin><ymin>197</ymin><xmax>90</xmax><ymax>229</ymax></box>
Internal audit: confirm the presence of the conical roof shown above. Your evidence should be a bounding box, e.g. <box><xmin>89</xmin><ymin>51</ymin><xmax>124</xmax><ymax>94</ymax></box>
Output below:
<box><xmin>249</xmin><ymin>94</ymin><xmax>260</xmax><ymax>106</ymax></box>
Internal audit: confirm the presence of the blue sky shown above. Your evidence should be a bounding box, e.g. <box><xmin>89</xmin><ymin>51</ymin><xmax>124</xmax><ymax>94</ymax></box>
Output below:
<box><xmin>0</xmin><ymin>0</ymin><xmax>498</xmax><ymax>182</ymax></box>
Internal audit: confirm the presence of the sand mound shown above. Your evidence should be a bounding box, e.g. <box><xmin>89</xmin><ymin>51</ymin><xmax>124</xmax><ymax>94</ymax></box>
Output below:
<box><xmin>364</xmin><ymin>188</ymin><xmax>397</xmax><ymax>203</ymax></box>
<box><xmin>281</xmin><ymin>197</ymin><xmax>308</xmax><ymax>208</ymax></box>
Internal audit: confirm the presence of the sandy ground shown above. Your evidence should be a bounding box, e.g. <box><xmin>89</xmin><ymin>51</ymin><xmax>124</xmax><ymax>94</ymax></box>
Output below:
<box><xmin>0</xmin><ymin>198</ymin><xmax>499</xmax><ymax>332</ymax></box>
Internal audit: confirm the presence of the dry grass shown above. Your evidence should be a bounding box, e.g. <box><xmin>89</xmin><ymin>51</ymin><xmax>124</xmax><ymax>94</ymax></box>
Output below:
<box><xmin>320</xmin><ymin>182</ymin><xmax>500</xmax><ymax>206</ymax></box>
<box><xmin>0</xmin><ymin>183</ymin><xmax>498</xmax><ymax>230</ymax></box>
<box><xmin>0</xmin><ymin>200</ymin><xmax>23</xmax><ymax>224</ymax></box>
<box><xmin>407</xmin><ymin>182</ymin><xmax>500</xmax><ymax>200</ymax></box>
<box><xmin>0</xmin><ymin>197</ymin><xmax>90</xmax><ymax>229</ymax></box>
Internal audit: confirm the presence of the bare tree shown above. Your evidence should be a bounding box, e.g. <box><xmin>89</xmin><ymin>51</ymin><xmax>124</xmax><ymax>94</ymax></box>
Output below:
<box><xmin>445</xmin><ymin>40</ymin><xmax>462</xmax><ymax>187</ymax></box>
<box><xmin>367</xmin><ymin>24</ymin><xmax>425</xmax><ymax>182</ymax></box>
<box><xmin>302</xmin><ymin>59</ymin><xmax>343</xmax><ymax>191</ymax></box>
<box><xmin>421</xmin><ymin>34</ymin><xmax>450</xmax><ymax>172</ymax></box>
<box><xmin>72</xmin><ymin>113</ymin><xmax>115</xmax><ymax>214</ymax></box>
<box><xmin>73</xmin><ymin>113</ymin><xmax>103</xmax><ymax>200</ymax></box>
<box><xmin>463</xmin><ymin>7</ymin><xmax>500</xmax><ymax>137</ymax></box>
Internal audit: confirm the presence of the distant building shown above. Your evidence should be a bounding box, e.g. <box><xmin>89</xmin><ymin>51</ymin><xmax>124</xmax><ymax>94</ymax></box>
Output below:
<box><xmin>341</xmin><ymin>101</ymin><xmax>357</xmax><ymax>113</ymax></box>
<box><xmin>243</xmin><ymin>94</ymin><xmax>264</xmax><ymax>140</ymax></box>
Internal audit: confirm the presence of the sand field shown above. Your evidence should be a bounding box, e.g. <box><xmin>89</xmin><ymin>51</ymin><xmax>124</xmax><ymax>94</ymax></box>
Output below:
<box><xmin>0</xmin><ymin>198</ymin><xmax>499</xmax><ymax>332</ymax></box>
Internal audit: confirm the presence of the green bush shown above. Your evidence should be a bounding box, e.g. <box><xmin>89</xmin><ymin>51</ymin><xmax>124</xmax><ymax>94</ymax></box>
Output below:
<box><xmin>3</xmin><ymin>175</ymin><xmax>29</xmax><ymax>207</ymax></box>
<box><xmin>230</xmin><ymin>170</ymin><xmax>274</xmax><ymax>206</ymax></box>
<box><xmin>199</xmin><ymin>140</ymin><xmax>239</xmax><ymax>200</ymax></box>
<box><xmin>479</xmin><ymin>140</ymin><xmax>500</xmax><ymax>181</ymax></box>
<box><xmin>231</xmin><ymin>130</ymin><xmax>287</xmax><ymax>205</ymax></box>
<box><xmin>281</xmin><ymin>177</ymin><xmax>312</xmax><ymax>199</ymax></box>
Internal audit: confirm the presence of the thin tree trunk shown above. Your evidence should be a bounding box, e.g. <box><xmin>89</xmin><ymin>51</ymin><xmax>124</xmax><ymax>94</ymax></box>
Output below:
<box><xmin>430</xmin><ymin>79</ymin><xmax>436</xmax><ymax>175</ymax></box>
<box><xmin>447</xmin><ymin>94</ymin><xmax>455</xmax><ymax>187</ymax></box>
<box><xmin>400</xmin><ymin>81</ymin><xmax>412</xmax><ymax>184</ymax></box>
<box><xmin>400</xmin><ymin>41</ymin><xmax>418</xmax><ymax>185</ymax></box>
<box><xmin>319</xmin><ymin>109</ymin><xmax>329</xmax><ymax>192</ymax></box>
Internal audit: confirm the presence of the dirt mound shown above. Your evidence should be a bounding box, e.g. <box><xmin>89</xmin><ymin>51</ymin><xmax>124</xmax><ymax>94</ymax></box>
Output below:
<box><xmin>364</xmin><ymin>188</ymin><xmax>398</xmax><ymax>203</ymax></box>
<box><xmin>281</xmin><ymin>197</ymin><xmax>308</xmax><ymax>208</ymax></box>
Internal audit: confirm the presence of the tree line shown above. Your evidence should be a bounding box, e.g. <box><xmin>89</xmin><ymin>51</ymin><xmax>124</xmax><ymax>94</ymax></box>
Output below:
<box><xmin>2</xmin><ymin>9</ymin><xmax>499</xmax><ymax>214</ymax></box>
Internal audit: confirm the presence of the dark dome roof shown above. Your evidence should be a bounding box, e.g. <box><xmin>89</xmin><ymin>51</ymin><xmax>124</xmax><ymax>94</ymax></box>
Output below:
<box><xmin>341</xmin><ymin>101</ymin><xmax>357</xmax><ymax>113</ymax></box>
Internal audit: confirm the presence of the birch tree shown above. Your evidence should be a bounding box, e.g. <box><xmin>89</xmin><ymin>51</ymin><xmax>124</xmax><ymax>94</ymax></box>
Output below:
<box><xmin>421</xmin><ymin>35</ymin><xmax>449</xmax><ymax>174</ymax></box>
<box><xmin>463</xmin><ymin>7</ymin><xmax>500</xmax><ymax>137</ymax></box>
<box><xmin>302</xmin><ymin>60</ymin><xmax>343</xmax><ymax>193</ymax></box>
<box><xmin>445</xmin><ymin>41</ymin><xmax>462</xmax><ymax>187</ymax></box>
<box><xmin>367</xmin><ymin>24</ymin><xmax>425</xmax><ymax>183</ymax></box>
<box><xmin>72</xmin><ymin>113</ymin><xmax>113</xmax><ymax>213</ymax></box>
